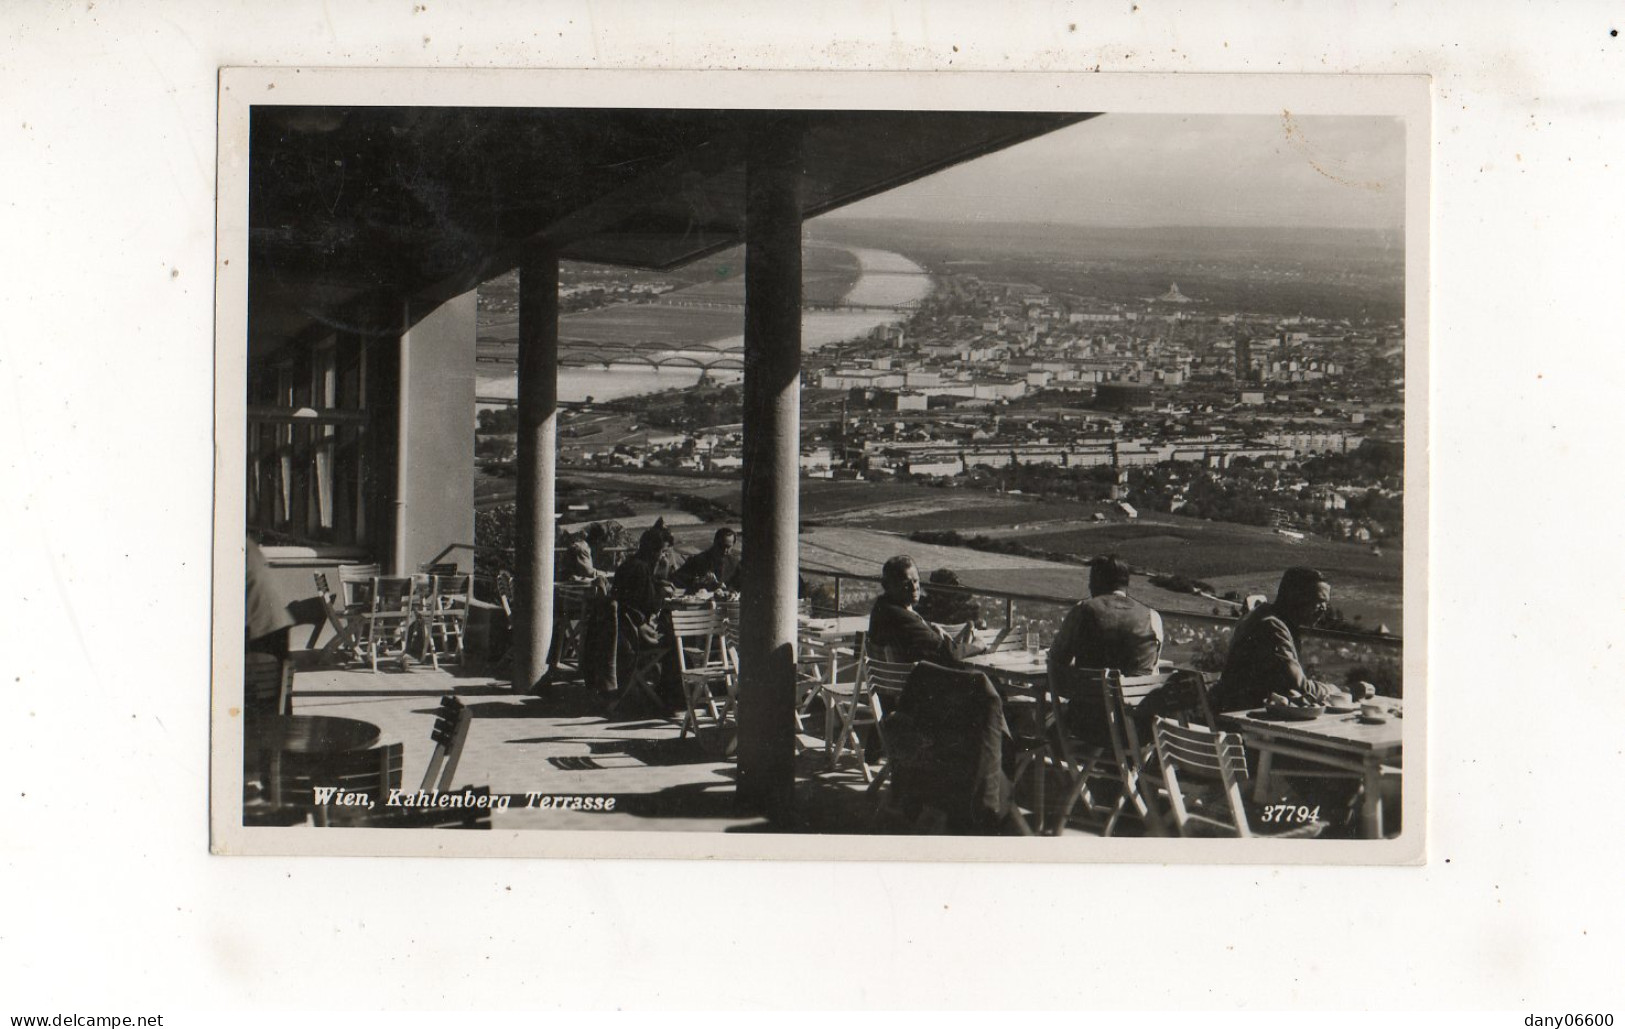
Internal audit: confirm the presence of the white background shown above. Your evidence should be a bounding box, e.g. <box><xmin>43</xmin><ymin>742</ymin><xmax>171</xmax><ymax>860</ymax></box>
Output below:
<box><xmin>2</xmin><ymin>0</ymin><xmax>1621</xmax><ymax>1011</ymax></box>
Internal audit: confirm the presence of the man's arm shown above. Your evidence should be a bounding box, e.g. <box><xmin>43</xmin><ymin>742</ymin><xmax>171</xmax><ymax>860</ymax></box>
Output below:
<box><xmin>1048</xmin><ymin>603</ymin><xmax>1086</xmax><ymax>672</ymax></box>
<box><xmin>875</xmin><ymin>603</ymin><xmax>959</xmax><ymax>664</ymax></box>
<box><xmin>1257</xmin><ymin>618</ymin><xmax>1335</xmax><ymax>702</ymax></box>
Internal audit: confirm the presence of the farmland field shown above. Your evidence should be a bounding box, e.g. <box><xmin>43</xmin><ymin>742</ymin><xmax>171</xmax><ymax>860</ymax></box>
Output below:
<box><xmin>666</xmin><ymin>242</ymin><xmax>861</xmax><ymax>305</ymax></box>
<box><xmin>525</xmin><ymin>469</ymin><xmax>1404</xmax><ymax>628</ymax></box>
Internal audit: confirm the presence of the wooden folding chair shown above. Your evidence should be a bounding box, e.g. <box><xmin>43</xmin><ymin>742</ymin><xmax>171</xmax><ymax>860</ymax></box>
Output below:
<box><xmin>609</xmin><ymin>603</ymin><xmax>668</xmax><ymax>717</ymax></box>
<box><xmin>858</xmin><ymin>654</ymin><xmax>919</xmax><ymax>797</ymax></box>
<box><xmin>244</xmin><ymin>651</ymin><xmax>292</xmax><ymax>718</ymax></box>
<box><xmin>974</xmin><ymin>623</ymin><xmax>1030</xmax><ymax>655</ymax></box>
<box><xmin>308</xmin><ymin>572</ymin><xmax>345</xmax><ymax>654</ymax></box>
<box><xmin>421</xmin><ymin>573</ymin><xmax>472</xmax><ymax>670</ymax></box>
<box><xmin>822</xmin><ymin>644</ymin><xmax>911</xmax><ymax>783</ymax></box>
<box><xmin>1152</xmin><ymin>717</ymin><xmax>1326</xmax><ymax>838</ymax></box>
<box><xmin>551</xmin><ymin>581</ymin><xmax>595</xmax><ymax>673</ymax></box>
<box><xmin>310</xmin><ymin>568</ymin><xmax>369</xmax><ymax>662</ymax></box>
<box><xmin>667</xmin><ymin>605</ymin><xmax>732</xmax><ymax>741</ymax></box>
<box><xmin>419</xmin><ymin>695</ymin><xmax>473</xmax><ymax>792</ymax></box>
<box><xmin>355</xmin><ymin>576</ymin><xmax>415</xmax><ymax>672</ymax></box>
<box><xmin>337</xmin><ymin>563</ymin><xmax>380</xmax><ymax>614</ymax></box>
<box><xmin>1100</xmin><ymin>670</ymin><xmax>1178</xmax><ymax>836</ymax></box>
<box><xmin>1045</xmin><ymin>667</ymin><xmax>1174</xmax><ymax>836</ymax></box>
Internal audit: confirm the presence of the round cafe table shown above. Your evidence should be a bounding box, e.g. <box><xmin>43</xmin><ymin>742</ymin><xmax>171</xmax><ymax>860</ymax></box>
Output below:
<box><xmin>246</xmin><ymin>714</ymin><xmax>383</xmax><ymax>810</ymax></box>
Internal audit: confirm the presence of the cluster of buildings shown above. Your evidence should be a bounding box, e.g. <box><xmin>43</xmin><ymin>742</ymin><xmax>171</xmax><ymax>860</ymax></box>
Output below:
<box><xmin>807</xmin><ymin>274</ymin><xmax>1402</xmax><ymax>420</ymax></box>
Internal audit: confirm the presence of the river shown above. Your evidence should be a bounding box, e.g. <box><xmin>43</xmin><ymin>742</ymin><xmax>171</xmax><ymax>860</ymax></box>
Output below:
<box><xmin>476</xmin><ymin>246</ymin><xmax>932</xmax><ymax>404</ymax></box>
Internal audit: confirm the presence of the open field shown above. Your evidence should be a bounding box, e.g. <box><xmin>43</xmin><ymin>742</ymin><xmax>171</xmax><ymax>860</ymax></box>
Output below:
<box><xmin>668</xmin><ymin>242</ymin><xmax>861</xmax><ymax>305</ymax></box>
<box><xmin>855</xmin><ymin>494</ymin><xmax>1106</xmax><ymax>531</ymax></box>
<box><xmin>559</xmin><ymin>304</ymin><xmax>745</xmax><ymax>346</ymax></box>
<box><xmin>479</xmin><ymin>303</ymin><xmax>744</xmax><ymax>346</ymax></box>
<box><xmin>1013</xmin><ymin>517</ymin><xmax>1399</xmax><ymax>583</ymax></box>
<box><xmin>533</xmin><ymin>470</ymin><xmax>1402</xmax><ymax>626</ymax></box>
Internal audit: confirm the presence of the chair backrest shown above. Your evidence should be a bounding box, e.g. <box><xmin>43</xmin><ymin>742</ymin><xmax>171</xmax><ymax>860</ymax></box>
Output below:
<box><xmin>431</xmin><ymin>573</ymin><xmax>472</xmax><ymax>611</ymax></box>
<box><xmin>371</xmin><ymin>576</ymin><xmax>414</xmax><ymax>615</ymax></box>
<box><xmin>976</xmin><ymin>624</ymin><xmax>1031</xmax><ymax>654</ymax></box>
<box><xmin>1101</xmin><ymin>669</ymin><xmax>1174</xmax><ymax>771</ymax></box>
<box><xmin>422</xmin><ymin>562</ymin><xmax>458</xmax><ymax>577</ymax></box>
<box><xmin>554</xmin><ymin>581</ymin><xmax>594</xmax><ymax>619</ymax></box>
<box><xmin>244</xmin><ymin>652</ymin><xmax>291</xmax><ymax>717</ymax></box>
<box><xmin>1151</xmin><ymin>717</ymin><xmax>1252</xmax><ymax>837</ymax></box>
<box><xmin>858</xmin><ymin>652</ymin><xmax>917</xmax><ymax>709</ymax></box>
<box><xmin>420</xmin><ymin>695</ymin><xmax>473</xmax><ymax>792</ymax></box>
<box><xmin>337</xmin><ymin>563</ymin><xmax>381</xmax><ymax>608</ymax></box>
<box><xmin>495</xmin><ymin>570</ymin><xmax>515</xmax><ymax>622</ymax></box>
<box><xmin>667</xmin><ymin>606</ymin><xmax>728</xmax><ymax>673</ymax></box>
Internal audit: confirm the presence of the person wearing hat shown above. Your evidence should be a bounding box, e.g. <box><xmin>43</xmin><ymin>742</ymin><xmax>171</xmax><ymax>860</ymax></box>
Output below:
<box><xmin>1210</xmin><ymin>566</ymin><xmax>1340</xmax><ymax>712</ymax></box>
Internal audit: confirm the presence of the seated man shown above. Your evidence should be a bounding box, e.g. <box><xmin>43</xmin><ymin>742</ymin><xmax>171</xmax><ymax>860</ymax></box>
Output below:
<box><xmin>868</xmin><ymin>555</ymin><xmax>981</xmax><ymax>665</ymax></box>
<box><xmin>1211</xmin><ymin>566</ymin><xmax>1393</xmax><ymax>837</ymax></box>
<box><xmin>1049</xmin><ymin>554</ymin><xmax>1164</xmax><ymax>677</ymax></box>
<box><xmin>1047</xmin><ymin>554</ymin><xmax>1168</xmax><ymax>744</ymax></box>
<box><xmin>671</xmin><ymin>527</ymin><xmax>741</xmax><ymax>593</ymax></box>
<box><xmin>1210</xmin><ymin>565</ymin><xmax>1341</xmax><ymax>713</ymax></box>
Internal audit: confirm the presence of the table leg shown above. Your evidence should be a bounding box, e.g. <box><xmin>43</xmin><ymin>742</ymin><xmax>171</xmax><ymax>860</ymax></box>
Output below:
<box><xmin>1361</xmin><ymin>761</ymin><xmax>1384</xmax><ymax>839</ymax></box>
<box><xmin>268</xmin><ymin>749</ymin><xmax>283</xmax><ymax>808</ymax></box>
<box><xmin>1252</xmin><ymin>747</ymin><xmax>1275</xmax><ymax>805</ymax></box>
<box><xmin>1031</xmin><ymin>755</ymin><xmax>1046</xmax><ymax>835</ymax></box>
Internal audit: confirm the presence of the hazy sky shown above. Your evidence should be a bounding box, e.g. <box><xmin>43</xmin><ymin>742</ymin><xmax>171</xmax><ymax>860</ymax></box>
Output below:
<box><xmin>825</xmin><ymin>113</ymin><xmax>1406</xmax><ymax>231</ymax></box>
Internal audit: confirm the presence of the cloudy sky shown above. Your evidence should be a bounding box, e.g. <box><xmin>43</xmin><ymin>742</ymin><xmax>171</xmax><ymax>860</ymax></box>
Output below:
<box><xmin>827</xmin><ymin>113</ymin><xmax>1406</xmax><ymax>231</ymax></box>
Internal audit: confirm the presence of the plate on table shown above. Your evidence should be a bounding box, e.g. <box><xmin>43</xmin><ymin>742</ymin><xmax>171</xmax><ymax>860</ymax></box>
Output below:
<box><xmin>1324</xmin><ymin>700</ymin><xmax>1360</xmax><ymax>714</ymax></box>
<box><xmin>1264</xmin><ymin>702</ymin><xmax>1326</xmax><ymax>722</ymax></box>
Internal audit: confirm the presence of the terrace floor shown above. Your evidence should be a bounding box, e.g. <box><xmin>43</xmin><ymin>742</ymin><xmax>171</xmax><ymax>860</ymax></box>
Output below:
<box><xmin>281</xmin><ymin>651</ymin><xmax>1033</xmax><ymax>835</ymax></box>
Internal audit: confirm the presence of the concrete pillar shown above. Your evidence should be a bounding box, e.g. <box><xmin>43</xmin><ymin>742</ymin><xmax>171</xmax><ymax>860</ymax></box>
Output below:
<box><xmin>736</xmin><ymin>119</ymin><xmax>803</xmax><ymax>819</ymax></box>
<box><xmin>515</xmin><ymin>245</ymin><xmax>559</xmax><ymax>693</ymax></box>
<box><xmin>395</xmin><ymin>289</ymin><xmax>477</xmax><ymax>575</ymax></box>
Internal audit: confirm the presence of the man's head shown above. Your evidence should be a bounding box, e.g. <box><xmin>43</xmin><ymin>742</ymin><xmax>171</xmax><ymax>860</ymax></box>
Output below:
<box><xmin>881</xmin><ymin>554</ymin><xmax>922</xmax><ymax>608</ymax></box>
<box><xmin>1088</xmin><ymin>554</ymin><xmax>1133</xmax><ymax>597</ymax></box>
<box><xmin>1275</xmin><ymin>566</ymin><xmax>1331</xmax><ymax>627</ymax></box>
<box><xmin>711</xmin><ymin>528</ymin><xmax>737</xmax><ymax>556</ymax></box>
<box><xmin>637</xmin><ymin>518</ymin><xmax>674</xmax><ymax>560</ymax></box>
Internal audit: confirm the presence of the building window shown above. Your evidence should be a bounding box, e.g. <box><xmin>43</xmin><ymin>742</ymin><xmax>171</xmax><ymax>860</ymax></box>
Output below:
<box><xmin>248</xmin><ymin>335</ymin><xmax>369</xmax><ymax>548</ymax></box>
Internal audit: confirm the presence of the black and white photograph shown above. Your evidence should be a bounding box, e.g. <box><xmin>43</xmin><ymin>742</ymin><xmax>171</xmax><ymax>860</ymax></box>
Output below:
<box><xmin>215</xmin><ymin>69</ymin><xmax>1426</xmax><ymax>859</ymax></box>
<box><xmin>13</xmin><ymin>0</ymin><xmax>1625</xmax><ymax>1014</ymax></box>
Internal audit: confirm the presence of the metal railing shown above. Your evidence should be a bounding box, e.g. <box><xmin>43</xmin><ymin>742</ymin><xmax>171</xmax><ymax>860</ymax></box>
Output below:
<box><xmin>797</xmin><ymin>566</ymin><xmax>1403</xmax><ymax>692</ymax></box>
<box><xmin>471</xmin><ymin>539</ymin><xmax>1404</xmax><ymax>692</ymax></box>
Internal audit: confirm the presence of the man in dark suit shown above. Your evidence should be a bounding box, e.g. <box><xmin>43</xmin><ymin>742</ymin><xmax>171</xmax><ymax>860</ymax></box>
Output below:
<box><xmin>1049</xmin><ymin>554</ymin><xmax>1164</xmax><ymax>678</ymax></box>
<box><xmin>671</xmin><ymin>527</ymin><xmax>741</xmax><ymax>593</ymax></box>
<box><xmin>1047</xmin><ymin>554</ymin><xmax>1167</xmax><ymax>745</ymax></box>
<box><xmin>1210</xmin><ymin>566</ymin><xmax>1340</xmax><ymax>712</ymax></box>
<box><xmin>867</xmin><ymin>555</ymin><xmax>981</xmax><ymax>665</ymax></box>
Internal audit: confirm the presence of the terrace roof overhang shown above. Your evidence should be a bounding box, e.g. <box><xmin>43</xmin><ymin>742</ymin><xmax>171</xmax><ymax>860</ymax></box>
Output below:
<box><xmin>247</xmin><ymin>107</ymin><xmax>1097</xmax><ymax>356</ymax></box>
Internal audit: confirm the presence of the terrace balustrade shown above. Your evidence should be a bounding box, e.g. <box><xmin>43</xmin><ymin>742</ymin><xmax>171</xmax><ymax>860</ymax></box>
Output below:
<box><xmin>454</xmin><ymin>537</ymin><xmax>1403</xmax><ymax>696</ymax></box>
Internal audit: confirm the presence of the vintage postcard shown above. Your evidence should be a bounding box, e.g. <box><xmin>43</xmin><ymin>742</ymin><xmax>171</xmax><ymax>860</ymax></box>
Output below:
<box><xmin>211</xmin><ymin>68</ymin><xmax>1428</xmax><ymax>862</ymax></box>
